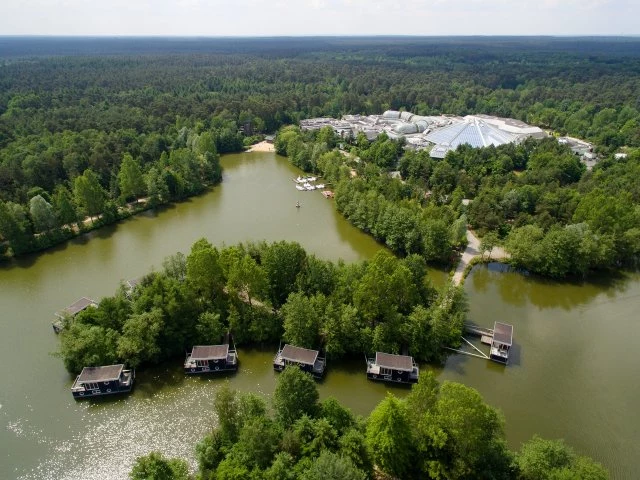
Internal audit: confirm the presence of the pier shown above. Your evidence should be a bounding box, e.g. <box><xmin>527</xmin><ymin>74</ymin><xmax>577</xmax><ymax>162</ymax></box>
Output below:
<box><xmin>445</xmin><ymin>322</ymin><xmax>513</xmax><ymax>364</ymax></box>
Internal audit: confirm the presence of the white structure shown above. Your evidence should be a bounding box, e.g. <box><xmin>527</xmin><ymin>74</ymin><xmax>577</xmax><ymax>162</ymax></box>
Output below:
<box><xmin>300</xmin><ymin>110</ymin><xmax>547</xmax><ymax>159</ymax></box>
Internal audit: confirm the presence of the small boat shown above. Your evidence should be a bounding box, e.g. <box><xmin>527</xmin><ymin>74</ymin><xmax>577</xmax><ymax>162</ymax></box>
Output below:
<box><xmin>295</xmin><ymin>185</ymin><xmax>305</xmax><ymax>191</ymax></box>
<box><xmin>274</xmin><ymin>344</ymin><xmax>326</xmax><ymax>379</ymax></box>
<box><xmin>185</xmin><ymin>344</ymin><xmax>238</xmax><ymax>374</ymax></box>
<box><xmin>71</xmin><ymin>364</ymin><xmax>134</xmax><ymax>399</ymax></box>
<box><xmin>307</xmin><ymin>176</ymin><xmax>317</xmax><ymax>182</ymax></box>
<box><xmin>366</xmin><ymin>352</ymin><xmax>419</xmax><ymax>384</ymax></box>
<box><xmin>304</xmin><ymin>183</ymin><xmax>315</xmax><ymax>191</ymax></box>
<box><xmin>316</xmin><ymin>184</ymin><xmax>325</xmax><ymax>189</ymax></box>
<box><xmin>296</xmin><ymin>201</ymin><xmax>301</xmax><ymax>208</ymax></box>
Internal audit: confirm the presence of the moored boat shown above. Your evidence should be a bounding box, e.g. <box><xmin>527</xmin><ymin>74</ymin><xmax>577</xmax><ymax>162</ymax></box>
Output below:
<box><xmin>71</xmin><ymin>364</ymin><xmax>134</xmax><ymax>399</ymax></box>
<box><xmin>184</xmin><ymin>344</ymin><xmax>238</xmax><ymax>374</ymax></box>
<box><xmin>366</xmin><ymin>352</ymin><xmax>419</xmax><ymax>384</ymax></box>
<box><xmin>274</xmin><ymin>344</ymin><xmax>326</xmax><ymax>379</ymax></box>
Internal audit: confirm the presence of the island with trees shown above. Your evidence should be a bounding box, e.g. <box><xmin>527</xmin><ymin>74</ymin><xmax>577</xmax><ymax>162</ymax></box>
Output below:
<box><xmin>58</xmin><ymin>239</ymin><xmax>465</xmax><ymax>373</ymax></box>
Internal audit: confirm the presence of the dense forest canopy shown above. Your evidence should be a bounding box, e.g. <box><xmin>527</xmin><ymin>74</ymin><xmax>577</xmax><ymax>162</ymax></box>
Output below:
<box><xmin>1</xmin><ymin>37</ymin><xmax>639</xmax><ymax>272</ymax></box>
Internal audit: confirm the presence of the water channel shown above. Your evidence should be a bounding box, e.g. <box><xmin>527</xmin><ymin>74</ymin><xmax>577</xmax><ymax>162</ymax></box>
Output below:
<box><xmin>0</xmin><ymin>151</ymin><xmax>638</xmax><ymax>479</ymax></box>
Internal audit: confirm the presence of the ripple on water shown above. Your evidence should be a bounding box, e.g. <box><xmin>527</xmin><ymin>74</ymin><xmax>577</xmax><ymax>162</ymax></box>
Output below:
<box><xmin>18</xmin><ymin>382</ymin><xmax>221</xmax><ymax>480</ymax></box>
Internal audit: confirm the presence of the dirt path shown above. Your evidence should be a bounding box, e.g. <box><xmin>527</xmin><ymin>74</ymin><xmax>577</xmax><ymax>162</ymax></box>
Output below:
<box><xmin>451</xmin><ymin>229</ymin><xmax>508</xmax><ymax>285</ymax></box>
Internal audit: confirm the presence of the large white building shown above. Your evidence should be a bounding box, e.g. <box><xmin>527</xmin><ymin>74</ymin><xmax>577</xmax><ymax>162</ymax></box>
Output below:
<box><xmin>300</xmin><ymin>111</ymin><xmax>546</xmax><ymax>158</ymax></box>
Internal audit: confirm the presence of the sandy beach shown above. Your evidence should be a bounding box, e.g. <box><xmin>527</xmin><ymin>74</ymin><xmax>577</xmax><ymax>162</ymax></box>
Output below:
<box><xmin>246</xmin><ymin>140</ymin><xmax>275</xmax><ymax>152</ymax></box>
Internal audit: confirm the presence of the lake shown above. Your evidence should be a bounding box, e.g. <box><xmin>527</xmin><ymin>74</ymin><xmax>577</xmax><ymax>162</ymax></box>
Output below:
<box><xmin>0</xmin><ymin>151</ymin><xmax>637</xmax><ymax>479</ymax></box>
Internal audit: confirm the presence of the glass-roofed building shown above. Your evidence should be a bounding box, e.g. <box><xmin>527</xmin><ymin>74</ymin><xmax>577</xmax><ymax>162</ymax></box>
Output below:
<box><xmin>425</xmin><ymin>118</ymin><xmax>518</xmax><ymax>158</ymax></box>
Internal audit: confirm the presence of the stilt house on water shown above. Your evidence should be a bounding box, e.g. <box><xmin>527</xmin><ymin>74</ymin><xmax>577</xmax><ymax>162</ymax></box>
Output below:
<box><xmin>273</xmin><ymin>344</ymin><xmax>326</xmax><ymax>379</ymax></box>
<box><xmin>71</xmin><ymin>364</ymin><xmax>134</xmax><ymax>399</ymax></box>
<box><xmin>184</xmin><ymin>344</ymin><xmax>238</xmax><ymax>374</ymax></box>
<box><xmin>490</xmin><ymin>322</ymin><xmax>513</xmax><ymax>364</ymax></box>
<box><xmin>366</xmin><ymin>352</ymin><xmax>419</xmax><ymax>384</ymax></box>
<box><xmin>52</xmin><ymin>297</ymin><xmax>98</xmax><ymax>333</ymax></box>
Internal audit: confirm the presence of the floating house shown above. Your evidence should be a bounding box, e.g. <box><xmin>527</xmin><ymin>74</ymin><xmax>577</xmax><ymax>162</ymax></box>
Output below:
<box><xmin>366</xmin><ymin>352</ymin><xmax>419</xmax><ymax>384</ymax></box>
<box><xmin>184</xmin><ymin>344</ymin><xmax>238</xmax><ymax>374</ymax></box>
<box><xmin>53</xmin><ymin>297</ymin><xmax>98</xmax><ymax>333</ymax></box>
<box><xmin>273</xmin><ymin>344</ymin><xmax>326</xmax><ymax>379</ymax></box>
<box><xmin>71</xmin><ymin>364</ymin><xmax>134</xmax><ymax>399</ymax></box>
<box><xmin>490</xmin><ymin>322</ymin><xmax>513</xmax><ymax>364</ymax></box>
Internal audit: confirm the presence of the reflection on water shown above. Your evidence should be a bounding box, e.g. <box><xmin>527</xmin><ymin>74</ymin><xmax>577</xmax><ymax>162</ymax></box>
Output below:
<box><xmin>2</xmin><ymin>154</ymin><xmax>640</xmax><ymax>479</ymax></box>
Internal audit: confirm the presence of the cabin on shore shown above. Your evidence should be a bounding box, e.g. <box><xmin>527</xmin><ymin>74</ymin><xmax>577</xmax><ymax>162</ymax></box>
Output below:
<box><xmin>71</xmin><ymin>364</ymin><xmax>134</xmax><ymax>399</ymax></box>
<box><xmin>366</xmin><ymin>352</ymin><xmax>419</xmax><ymax>384</ymax></box>
<box><xmin>53</xmin><ymin>297</ymin><xmax>98</xmax><ymax>333</ymax></box>
<box><xmin>273</xmin><ymin>344</ymin><xmax>326</xmax><ymax>379</ymax></box>
<box><xmin>490</xmin><ymin>322</ymin><xmax>513</xmax><ymax>364</ymax></box>
<box><xmin>184</xmin><ymin>344</ymin><xmax>238</xmax><ymax>374</ymax></box>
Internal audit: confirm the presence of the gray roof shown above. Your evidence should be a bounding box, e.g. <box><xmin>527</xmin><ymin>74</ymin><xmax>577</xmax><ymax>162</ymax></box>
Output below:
<box><xmin>281</xmin><ymin>344</ymin><xmax>319</xmax><ymax>365</ymax></box>
<box><xmin>78</xmin><ymin>364</ymin><xmax>124</xmax><ymax>383</ymax></box>
<box><xmin>374</xmin><ymin>352</ymin><xmax>414</xmax><ymax>372</ymax></box>
<box><xmin>56</xmin><ymin>297</ymin><xmax>97</xmax><ymax>318</ymax></box>
<box><xmin>190</xmin><ymin>345</ymin><xmax>229</xmax><ymax>360</ymax></box>
<box><xmin>493</xmin><ymin>322</ymin><xmax>513</xmax><ymax>346</ymax></box>
<box><xmin>426</xmin><ymin>119</ymin><xmax>516</xmax><ymax>150</ymax></box>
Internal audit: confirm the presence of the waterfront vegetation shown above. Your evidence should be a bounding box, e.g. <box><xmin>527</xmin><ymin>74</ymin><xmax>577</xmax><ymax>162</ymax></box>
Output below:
<box><xmin>58</xmin><ymin>239</ymin><xmax>465</xmax><ymax>373</ymax></box>
<box><xmin>129</xmin><ymin>368</ymin><xmax>608</xmax><ymax>480</ymax></box>
<box><xmin>2</xmin><ymin>37</ymin><xmax>640</xmax><ymax>267</ymax></box>
<box><xmin>277</xmin><ymin>125</ymin><xmax>640</xmax><ymax>278</ymax></box>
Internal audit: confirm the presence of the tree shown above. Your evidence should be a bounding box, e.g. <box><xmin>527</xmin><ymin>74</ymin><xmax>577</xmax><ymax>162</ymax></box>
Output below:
<box><xmin>118</xmin><ymin>153</ymin><xmax>146</xmax><ymax>203</ymax></box>
<box><xmin>186</xmin><ymin>238</ymin><xmax>223</xmax><ymax>301</ymax></box>
<box><xmin>233</xmin><ymin>416</ymin><xmax>279</xmax><ymax>470</ymax></box>
<box><xmin>117</xmin><ymin>308</ymin><xmax>164</xmax><ymax>368</ymax></box>
<box><xmin>301</xmin><ymin>451</ymin><xmax>366</xmax><ymax>480</ymax></box>
<box><xmin>226</xmin><ymin>254</ymin><xmax>267</xmax><ymax>309</ymax></box>
<box><xmin>0</xmin><ymin>200</ymin><xmax>34</xmax><ymax>255</ymax></box>
<box><xmin>145</xmin><ymin>166</ymin><xmax>170</xmax><ymax>207</ymax></box>
<box><xmin>517</xmin><ymin>436</ymin><xmax>608</xmax><ymax>480</ymax></box>
<box><xmin>73</xmin><ymin>169</ymin><xmax>106</xmax><ymax>225</ymax></box>
<box><xmin>129</xmin><ymin>451</ymin><xmax>189</xmax><ymax>480</ymax></box>
<box><xmin>59</xmin><ymin>323</ymin><xmax>120</xmax><ymax>374</ymax></box>
<box><xmin>273</xmin><ymin>367</ymin><xmax>319</xmax><ymax>425</ymax></box>
<box><xmin>29</xmin><ymin>194</ymin><xmax>57</xmax><ymax>233</ymax></box>
<box><xmin>427</xmin><ymin>381</ymin><xmax>512</xmax><ymax>479</ymax></box>
<box><xmin>261</xmin><ymin>241</ymin><xmax>307</xmax><ymax>308</ymax></box>
<box><xmin>282</xmin><ymin>292</ymin><xmax>323</xmax><ymax>349</ymax></box>
<box><xmin>480</xmin><ymin>231</ymin><xmax>500</xmax><ymax>260</ymax></box>
<box><xmin>195</xmin><ymin>312</ymin><xmax>224</xmax><ymax>345</ymax></box>
<box><xmin>365</xmin><ymin>394</ymin><xmax>415</xmax><ymax>479</ymax></box>
<box><xmin>52</xmin><ymin>185</ymin><xmax>78</xmax><ymax>228</ymax></box>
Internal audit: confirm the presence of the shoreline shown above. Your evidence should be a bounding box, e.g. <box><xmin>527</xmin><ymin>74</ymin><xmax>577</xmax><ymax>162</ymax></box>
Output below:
<box><xmin>246</xmin><ymin>140</ymin><xmax>275</xmax><ymax>152</ymax></box>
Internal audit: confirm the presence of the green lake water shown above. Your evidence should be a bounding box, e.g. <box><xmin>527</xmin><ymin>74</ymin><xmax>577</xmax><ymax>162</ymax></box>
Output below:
<box><xmin>0</xmin><ymin>152</ymin><xmax>638</xmax><ymax>479</ymax></box>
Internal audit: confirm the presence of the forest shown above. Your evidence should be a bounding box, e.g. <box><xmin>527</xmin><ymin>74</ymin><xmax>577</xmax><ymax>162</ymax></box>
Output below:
<box><xmin>58</xmin><ymin>239</ymin><xmax>465</xmax><ymax>374</ymax></box>
<box><xmin>277</xmin><ymin>124</ymin><xmax>640</xmax><ymax>277</ymax></box>
<box><xmin>1</xmin><ymin>37</ymin><xmax>640</xmax><ymax>262</ymax></box>
<box><xmin>128</xmin><ymin>368</ymin><xmax>608</xmax><ymax>480</ymax></box>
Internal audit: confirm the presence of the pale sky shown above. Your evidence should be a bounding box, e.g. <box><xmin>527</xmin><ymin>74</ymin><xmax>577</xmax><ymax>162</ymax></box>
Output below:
<box><xmin>0</xmin><ymin>0</ymin><xmax>638</xmax><ymax>36</ymax></box>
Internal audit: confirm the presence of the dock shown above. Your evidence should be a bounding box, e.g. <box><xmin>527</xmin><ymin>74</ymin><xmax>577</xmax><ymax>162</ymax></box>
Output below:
<box><xmin>53</xmin><ymin>297</ymin><xmax>98</xmax><ymax>333</ymax></box>
<box><xmin>446</xmin><ymin>322</ymin><xmax>514</xmax><ymax>364</ymax></box>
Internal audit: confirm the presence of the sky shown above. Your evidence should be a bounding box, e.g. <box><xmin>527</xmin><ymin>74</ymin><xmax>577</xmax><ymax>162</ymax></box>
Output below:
<box><xmin>0</xmin><ymin>0</ymin><xmax>638</xmax><ymax>36</ymax></box>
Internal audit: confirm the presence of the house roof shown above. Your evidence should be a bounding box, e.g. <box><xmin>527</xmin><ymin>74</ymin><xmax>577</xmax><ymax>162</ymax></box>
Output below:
<box><xmin>493</xmin><ymin>322</ymin><xmax>513</xmax><ymax>346</ymax></box>
<box><xmin>78</xmin><ymin>364</ymin><xmax>124</xmax><ymax>383</ymax></box>
<box><xmin>56</xmin><ymin>297</ymin><xmax>97</xmax><ymax>318</ymax></box>
<box><xmin>281</xmin><ymin>344</ymin><xmax>319</xmax><ymax>365</ymax></box>
<box><xmin>374</xmin><ymin>352</ymin><xmax>414</xmax><ymax>372</ymax></box>
<box><xmin>190</xmin><ymin>345</ymin><xmax>229</xmax><ymax>360</ymax></box>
